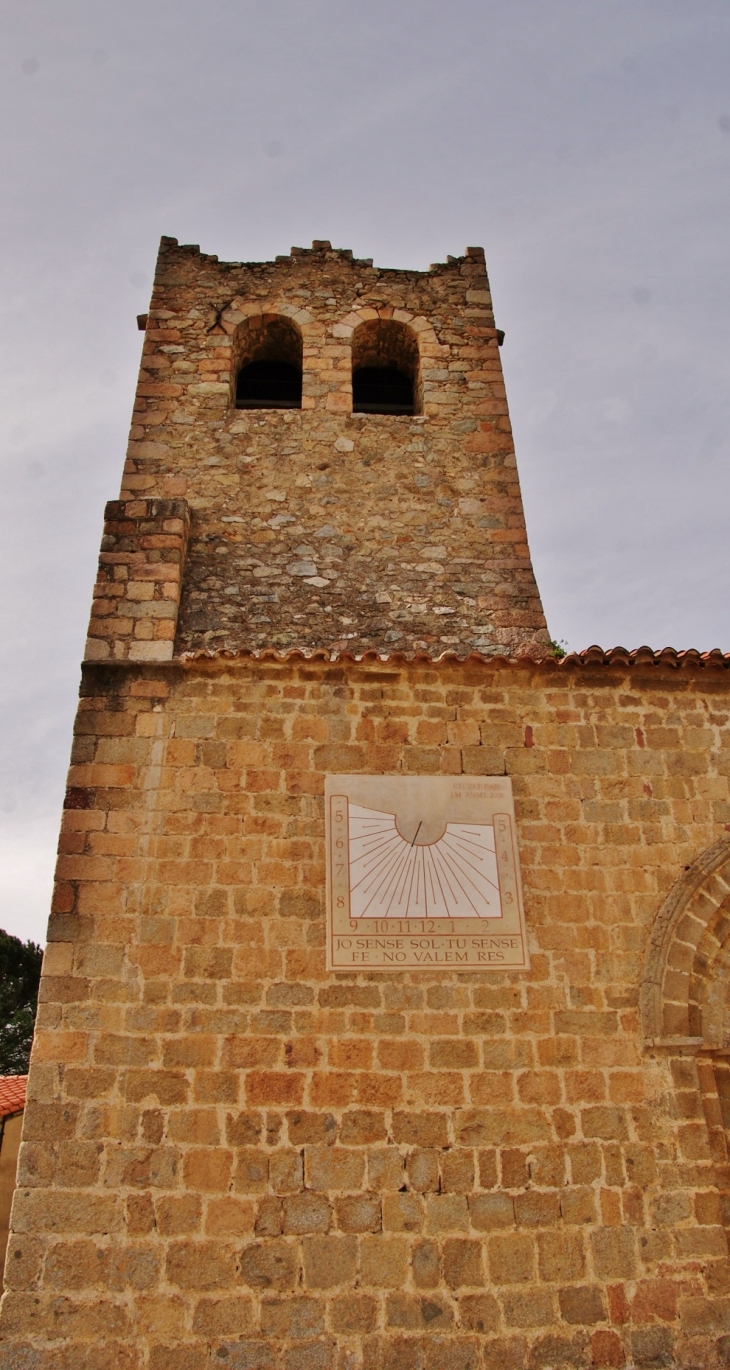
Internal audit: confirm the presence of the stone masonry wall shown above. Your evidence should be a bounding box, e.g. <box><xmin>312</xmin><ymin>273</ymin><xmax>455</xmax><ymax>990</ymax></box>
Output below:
<box><xmin>3</xmin><ymin>654</ymin><xmax>730</xmax><ymax>1370</ymax></box>
<box><xmin>85</xmin><ymin>500</ymin><xmax>191</xmax><ymax>663</ymax></box>
<box><xmin>119</xmin><ymin>238</ymin><xmax>549</xmax><ymax>660</ymax></box>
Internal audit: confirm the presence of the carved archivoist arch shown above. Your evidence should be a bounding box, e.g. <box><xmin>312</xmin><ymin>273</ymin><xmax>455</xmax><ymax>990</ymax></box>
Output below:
<box><xmin>641</xmin><ymin>836</ymin><xmax>730</xmax><ymax>1047</ymax></box>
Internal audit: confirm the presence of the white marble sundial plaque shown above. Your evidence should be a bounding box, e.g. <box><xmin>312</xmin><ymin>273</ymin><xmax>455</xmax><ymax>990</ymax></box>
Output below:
<box><xmin>325</xmin><ymin>774</ymin><xmax>529</xmax><ymax>972</ymax></box>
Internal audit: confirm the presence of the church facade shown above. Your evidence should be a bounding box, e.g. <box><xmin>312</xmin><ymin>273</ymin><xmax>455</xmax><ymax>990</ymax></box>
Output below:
<box><xmin>2</xmin><ymin>238</ymin><xmax>730</xmax><ymax>1370</ymax></box>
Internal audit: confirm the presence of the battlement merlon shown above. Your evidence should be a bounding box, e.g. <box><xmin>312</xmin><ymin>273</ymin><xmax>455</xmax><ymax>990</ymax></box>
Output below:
<box><xmin>151</xmin><ymin>233</ymin><xmax>490</xmax><ymax>279</ymax></box>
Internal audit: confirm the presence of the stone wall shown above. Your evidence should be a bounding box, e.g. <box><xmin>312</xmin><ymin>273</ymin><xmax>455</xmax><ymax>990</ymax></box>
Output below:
<box><xmin>3</xmin><ymin>652</ymin><xmax>730</xmax><ymax>1370</ymax></box>
<box><xmin>85</xmin><ymin>499</ymin><xmax>190</xmax><ymax>663</ymax></box>
<box><xmin>119</xmin><ymin>238</ymin><xmax>548</xmax><ymax>660</ymax></box>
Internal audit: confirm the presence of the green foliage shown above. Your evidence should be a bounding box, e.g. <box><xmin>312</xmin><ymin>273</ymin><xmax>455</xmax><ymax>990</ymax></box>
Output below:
<box><xmin>0</xmin><ymin>929</ymin><xmax>43</xmax><ymax>1074</ymax></box>
<box><xmin>551</xmin><ymin>639</ymin><xmax>568</xmax><ymax>660</ymax></box>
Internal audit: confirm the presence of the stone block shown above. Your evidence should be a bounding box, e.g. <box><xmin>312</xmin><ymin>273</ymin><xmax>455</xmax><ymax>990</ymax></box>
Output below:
<box><xmin>254</xmin><ymin>1197</ymin><xmax>282</xmax><ymax>1237</ymax></box>
<box><xmin>155</xmin><ymin>1195</ymin><xmax>202</xmax><ymax>1236</ymax></box>
<box><xmin>191</xmin><ymin>1296</ymin><xmax>254</xmax><ymax>1335</ymax></box>
<box><xmin>260</xmin><ymin>1297</ymin><xmax>324</xmax><ymax>1338</ymax></box>
<box><xmin>392</xmin><ymin>1113</ymin><xmax>449</xmax><ymax>1147</ymax></box>
<box><xmin>440</xmin><ymin>1150</ymin><xmax>474</xmax><ymax>1193</ymax></box>
<box><xmin>269</xmin><ymin>1149</ymin><xmax>304</xmax><ymax>1193</ymax></box>
<box><xmin>213</xmin><ymin>1341</ymin><xmax>276</xmax><ymax>1370</ymax></box>
<box><xmin>629</xmin><ymin>1327</ymin><xmax>674</xmax><ymax>1368</ymax></box>
<box><xmin>205</xmin><ymin>1198</ymin><xmax>255</xmax><ymax>1237</ymax></box>
<box><xmin>458</xmin><ymin>1292</ymin><xmax>500</xmax><ymax>1333</ymax></box>
<box><xmin>368</xmin><ymin>1148</ymin><xmax>405</xmax><ymax>1191</ymax></box>
<box><xmin>412</xmin><ymin>1239</ymin><xmax>440</xmax><ymax>1289</ymax></box>
<box><xmin>282</xmin><ymin>1192</ymin><xmax>332</xmax><ymax>1235</ymax></box>
<box><xmin>386</xmin><ymin>1294</ymin><xmax>454</xmax><ymax>1331</ymax></box>
<box><xmin>359</xmin><ymin>1236</ymin><xmax>409</xmax><ymax>1288</ymax></box>
<box><xmin>165</xmin><ymin>1241</ymin><xmax>237</xmax><ymax>1291</ymax></box>
<box><xmin>591</xmin><ymin>1227</ymin><xmax>637</xmax><ymax>1280</ymax></box>
<box><xmin>536</xmin><ymin>1230</ymin><xmax>586</xmax><ymax>1282</ymax></box>
<box><xmin>482</xmin><ymin>1337</ymin><xmax>529</xmax><ymax>1370</ymax></box>
<box><xmin>469</xmin><ymin>1193</ymin><xmax>514</xmax><ymax>1230</ymax></box>
<box><xmin>488</xmin><ymin>1232</ymin><xmax>535</xmax><ymax>1284</ymax></box>
<box><xmin>558</xmin><ymin>1284</ymin><xmax>606</xmax><ymax>1325</ymax></box>
<box><xmin>302</xmin><ymin>1235</ymin><xmax>357</xmax><ymax>1289</ymax></box>
<box><xmin>239</xmin><ymin>1240</ymin><xmax>298</xmax><ymax>1291</ymax></box>
<box><xmin>305</xmin><ymin>1147</ymin><xmax>365</xmax><ymax>1192</ymax></box>
<box><xmin>383</xmin><ymin>1193</ymin><xmax>423</xmax><ymax>1234</ymax></box>
<box><xmin>335</xmin><ymin>1193</ymin><xmax>381</xmax><ymax>1233</ymax></box>
<box><xmin>339</xmin><ymin>1110</ymin><xmax>387</xmax><ymax>1145</ymax></box>
<box><xmin>425</xmin><ymin>1195</ymin><xmax>470</xmax><ymax>1234</ymax></box>
<box><xmin>407</xmin><ymin>1150</ymin><xmax>440</xmax><ymax>1194</ymax></box>
<box><xmin>330</xmin><ymin>1293</ymin><xmax>379</xmax><ymax>1333</ymax></box>
<box><xmin>442</xmin><ymin>1238</ymin><xmax>484</xmax><ymax>1288</ymax></box>
<box><xmin>501</xmin><ymin>1288</ymin><xmax>555</xmax><ymax>1328</ymax></box>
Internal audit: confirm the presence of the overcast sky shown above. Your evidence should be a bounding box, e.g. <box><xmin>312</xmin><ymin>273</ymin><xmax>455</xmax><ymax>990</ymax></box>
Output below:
<box><xmin>1</xmin><ymin>1</ymin><xmax>729</xmax><ymax>945</ymax></box>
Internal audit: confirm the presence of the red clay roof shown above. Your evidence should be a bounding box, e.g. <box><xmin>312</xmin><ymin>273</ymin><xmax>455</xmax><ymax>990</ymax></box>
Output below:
<box><xmin>0</xmin><ymin>1076</ymin><xmax>27</xmax><ymax>1119</ymax></box>
<box><xmin>175</xmin><ymin>645</ymin><xmax>730</xmax><ymax>670</ymax></box>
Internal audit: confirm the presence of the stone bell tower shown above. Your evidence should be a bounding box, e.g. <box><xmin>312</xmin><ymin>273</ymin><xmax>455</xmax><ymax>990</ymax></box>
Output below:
<box><xmin>85</xmin><ymin>236</ymin><xmax>549</xmax><ymax>665</ymax></box>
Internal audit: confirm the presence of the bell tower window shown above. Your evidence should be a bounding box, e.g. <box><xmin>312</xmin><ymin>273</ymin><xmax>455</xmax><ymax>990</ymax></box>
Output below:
<box><xmin>235</xmin><ymin>315</ymin><xmax>302</xmax><ymax>410</ymax></box>
<box><xmin>351</xmin><ymin>319</ymin><xmax>420</xmax><ymax>415</ymax></box>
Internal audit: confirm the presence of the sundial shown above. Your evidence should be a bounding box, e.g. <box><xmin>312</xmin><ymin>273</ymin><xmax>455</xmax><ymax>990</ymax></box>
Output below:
<box><xmin>325</xmin><ymin>774</ymin><xmax>529</xmax><ymax>971</ymax></box>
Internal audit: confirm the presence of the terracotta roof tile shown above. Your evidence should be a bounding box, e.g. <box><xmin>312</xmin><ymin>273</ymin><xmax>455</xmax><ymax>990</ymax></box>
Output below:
<box><xmin>560</xmin><ymin>646</ymin><xmax>730</xmax><ymax>670</ymax></box>
<box><xmin>174</xmin><ymin>645</ymin><xmax>730</xmax><ymax>670</ymax></box>
<box><xmin>0</xmin><ymin>1075</ymin><xmax>27</xmax><ymax>1119</ymax></box>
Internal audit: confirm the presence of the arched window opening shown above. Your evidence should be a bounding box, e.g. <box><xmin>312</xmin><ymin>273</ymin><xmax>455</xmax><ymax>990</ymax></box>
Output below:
<box><xmin>351</xmin><ymin>319</ymin><xmax>420</xmax><ymax>415</ymax></box>
<box><xmin>236</xmin><ymin>360</ymin><xmax>301</xmax><ymax>409</ymax></box>
<box><xmin>353</xmin><ymin>367</ymin><xmax>413</xmax><ymax>414</ymax></box>
<box><xmin>235</xmin><ymin>315</ymin><xmax>302</xmax><ymax>410</ymax></box>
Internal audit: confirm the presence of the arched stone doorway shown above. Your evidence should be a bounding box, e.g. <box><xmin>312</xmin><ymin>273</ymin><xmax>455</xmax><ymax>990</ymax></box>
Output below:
<box><xmin>641</xmin><ymin>838</ymin><xmax>730</xmax><ymax>1203</ymax></box>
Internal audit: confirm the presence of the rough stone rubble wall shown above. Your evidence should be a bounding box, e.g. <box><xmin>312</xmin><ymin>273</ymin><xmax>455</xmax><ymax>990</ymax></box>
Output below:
<box><xmin>118</xmin><ymin>239</ymin><xmax>549</xmax><ymax>660</ymax></box>
<box><xmin>3</xmin><ymin>657</ymin><xmax>730</xmax><ymax>1370</ymax></box>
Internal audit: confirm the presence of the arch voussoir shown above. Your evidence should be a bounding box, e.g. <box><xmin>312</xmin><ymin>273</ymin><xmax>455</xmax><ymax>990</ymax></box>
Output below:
<box><xmin>641</xmin><ymin>837</ymin><xmax>730</xmax><ymax>1044</ymax></box>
